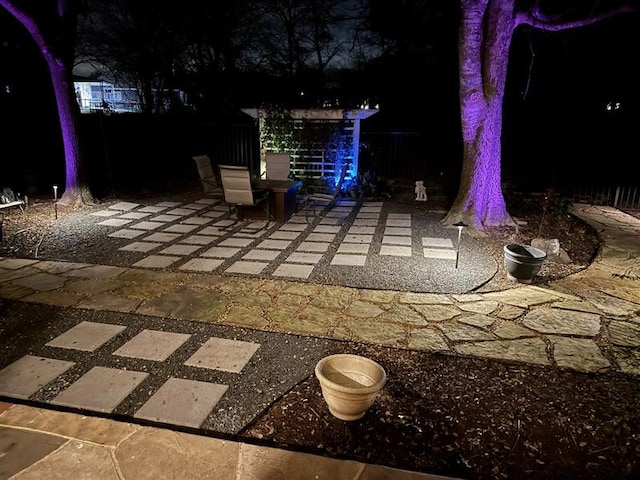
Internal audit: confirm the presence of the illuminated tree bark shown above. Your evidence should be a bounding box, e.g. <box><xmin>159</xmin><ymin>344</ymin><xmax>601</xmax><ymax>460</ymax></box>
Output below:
<box><xmin>443</xmin><ymin>0</ymin><xmax>635</xmax><ymax>231</ymax></box>
<box><xmin>0</xmin><ymin>0</ymin><xmax>96</xmax><ymax>206</ymax></box>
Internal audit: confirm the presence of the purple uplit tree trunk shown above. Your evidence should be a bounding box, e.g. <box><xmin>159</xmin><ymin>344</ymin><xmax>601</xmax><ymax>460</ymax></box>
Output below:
<box><xmin>0</xmin><ymin>0</ymin><xmax>96</xmax><ymax>206</ymax></box>
<box><xmin>443</xmin><ymin>0</ymin><xmax>635</xmax><ymax>231</ymax></box>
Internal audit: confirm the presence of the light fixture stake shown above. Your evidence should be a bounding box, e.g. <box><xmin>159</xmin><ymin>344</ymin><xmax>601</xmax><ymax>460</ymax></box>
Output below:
<box><xmin>453</xmin><ymin>221</ymin><xmax>467</xmax><ymax>269</ymax></box>
<box><xmin>53</xmin><ymin>185</ymin><xmax>58</xmax><ymax>219</ymax></box>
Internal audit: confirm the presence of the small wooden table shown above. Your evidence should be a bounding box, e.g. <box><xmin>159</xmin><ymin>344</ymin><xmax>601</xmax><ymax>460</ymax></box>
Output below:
<box><xmin>247</xmin><ymin>179</ymin><xmax>302</xmax><ymax>223</ymax></box>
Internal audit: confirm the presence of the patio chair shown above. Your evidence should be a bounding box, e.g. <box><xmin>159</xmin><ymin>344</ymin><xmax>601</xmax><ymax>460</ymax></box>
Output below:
<box><xmin>192</xmin><ymin>155</ymin><xmax>222</xmax><ymax>196</ymax></box>
<box><xmin>218</xmin><ymin>164</ymin><xmax>271</xmax><ymax>228</ymax></box>
<box><xmin>264</xmin><ymin>153</ymin><xmax>291</xmax><ymax>181</ymax></box>
<box><xmin>302</xmin><ymin>163</ymin><xmax>349</xmax><ymax>223</ymax></box>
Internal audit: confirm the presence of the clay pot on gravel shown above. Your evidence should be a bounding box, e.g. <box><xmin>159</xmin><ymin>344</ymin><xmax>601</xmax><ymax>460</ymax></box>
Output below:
<box><xmin>315</xmin><ymin>354</ymin><xmax>386</xmax><ymax>421</ymax></box>
<box><xmin>503</xmin><ymin>243</ymin><xmax>547</xmax><ymax>283</ymax></box>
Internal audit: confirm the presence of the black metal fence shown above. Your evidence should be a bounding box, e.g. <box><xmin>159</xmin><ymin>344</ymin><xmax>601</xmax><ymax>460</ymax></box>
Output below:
<box><xmin>75</xmin><ymin>115</ymin><xmax>638</xmax><ymax>212</ymax></box>
<box><xmin>571</xmin><ymin>185</ymin><xmax>640</xmax><ymax>211</ymax></box>
<box><xmin>358</xmin><ymin>130</ymin><xmax>461</xmax><ymax>182</ymax></box>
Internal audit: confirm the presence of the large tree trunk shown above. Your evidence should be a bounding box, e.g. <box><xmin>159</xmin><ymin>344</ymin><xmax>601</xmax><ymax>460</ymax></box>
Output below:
<box><xmin>443</xmin><ymin>0</ymin><xmax>635</xmax><ymax>232</ymax></box>
<box><xmin>47</xmin><ymin>53</ymin><xmax>96</xmax><ymax>206</ymax></box>
<box><xmin>443</xmin><ymin>0</ymin><xmax>516</xmax><ymax>231</ymax></box>
<box><xmin>0</xmin><ymin>0</ymin><xmax>97</xmax><ymax>207</ymax></box>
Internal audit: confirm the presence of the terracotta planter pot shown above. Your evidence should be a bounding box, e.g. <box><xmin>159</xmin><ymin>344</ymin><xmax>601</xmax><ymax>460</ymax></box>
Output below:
<box><xmin>315</xmin><ymin>354</ymin><xmax>386</xmax><ymax>421</ymax></box>
<box><xmin>503</xmin><ymin>243</ymin><xmax>547</xmax><ymax>283</ymax></box>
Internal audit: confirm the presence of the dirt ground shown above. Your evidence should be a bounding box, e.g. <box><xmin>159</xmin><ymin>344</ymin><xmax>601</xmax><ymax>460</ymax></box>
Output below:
<box><xmin>1</xmin><ymin>192</ymin><xmax>639</xmax><ymax>479</ymax></box>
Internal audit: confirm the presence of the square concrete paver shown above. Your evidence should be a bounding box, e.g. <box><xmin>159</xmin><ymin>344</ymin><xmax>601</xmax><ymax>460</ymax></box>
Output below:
<box><xmin>129</xmin><ymin>221</ymin><xmax>165</xmax><ymax>231</ymax></box>
<box><xmin>197</xmin><ymin>226</ymin><xmax>226</xmax><ymax>235</ymax></box>
<box><xmin>108</xmin><ymin>229</ymin><xmax>146</xmax><ymax>239</ymax></box>
<box><xmin>342</xmin><ymin>234</ymin><xmax>373</xmax><ymax>244</ymax></box>
<box><xmin>159</xmin><ymin>245</ymin><xmax>201</xmax><ymax>256</ymax></box>
<box><xmin>90</xmin><ymin>210</ymin><xmax>119</xmax><ymax>217</ymax></box>
<box><xmin>306</xmin><ymin>233</ymin><xmax>336</xmax><ymax>242</ymax></box>
<box><xmin>384</xmin><ymin>227</ymin><xmax>412</xmax><ymax>236</ymax></box>
<box><xmin>382</xmin><ymin>235</ymin><xmax>412</xmax><ymax>246</ymax></box>
<box><xmin>151</xmin><ymin>214</ymin><xmax>183</xmax><ymax>223</ymax></box>
<box><xmin>182</xmin><ymin>202</ymin><xmax>209</xmax><ymax>210</ymax></box>
<box><xmin>359</xmin><ymin>206</ymin><xmax>382</xmax><ymax>213</ymax></box>
<box><xmin>330</xmin><ymin>254</ymin><xmax>367</xmax><ymax>266</ymax></box>
<box><xmin>119</xmin><ymin>212</ymin><xmax>152</xmax><ymax>220</ymax></box>
<box><xmin>118</xmin><ymin>242</ymin><xmax>162</xmax><ymax>253</ymax></box>
<box><xmin>180</xmin><ymin>216</ymin><xmax>212</xmax><ymax>225</ymax></box>
<box><xmin>337</xmin><ymin>243</ymin><xmax>369</xmax><ymax>254</ymax></box>
<box><xmin>285</xmin><ymin>252</ymin><xmax>323</xmax><ymax>264</ymax></box>
<box><xmin>272</xmin><ymin>264</ymin><xmax>315</xmax><ymax>279</ymax></box>
<box><xmin>52</xmin><ymin>366</ymin><xmax>149</xmax><ymax>413</ymax></box>
<box><xmin>235</xmin><ymin>230</ymin><xmax>266</xmax><ymax>239</ymax></box>
<box><xmin>179</xmin><ymin>235</ymin><xmax>218</xmax><ymax>245</ymax></box>
<box><xmin>46</xmin><ymin>321</ymin><xmax>126</xmax><ymax>352</ymax></box>
<box><xmin>138</xmin><ymin>206</ymin><xmax>167</xmax><ymax>213</ymax></box>
<box><xmin>313</xmin><ymin>225</ymin><xmax>341</xmax><ymax>233</ymax></box>
<box><xmin>219</xmin><ymin>238</ymin><xmax>254</xmax><ymax>248</ymax></box>
<box><xmin>387</xmin><ymin>212</ymin><xmax>411</xmax><ymax>218</ymax></box>
<box><xmin>178</xmin><ymin>258</ymin><xmax>224</xmax><ymax>272</ymax></box>
<box><xmin>354</xmin><ymin>213</ymin><xmax>379</xmax><ymax>220</ymax></box>
<box><xmin>318</xmin><ymin>217</ymin><xmax>343</xmax><ymax>225</ymax></box>
<box><xmin>255</xmin><ymin>239</ymin><xmax>291</xmax><ymax>250</ymax></box>
<box><xmin>243</xmin><ymin>250</ymin><xmax>281</xmax><ymax>261</ymax></box>
<box><xmin>201</xmin><ymin>247</ymin><xmax>241</xmax><ymax>258</ymax></box>
<box><xmin>325</xmin><ymin>211</ymin><xmax>347</xmax><ymax>218</ymax></box>
<box><xmin>297</xmin><ymin>242</ymin><xmax>330</xmax><ymax>252</ymax></box>
<box><xmin>279</xmin><ymin>223</ymin><xmax>308</xmax><ymax>231</ymax></box>
<box><xmin>225</xmin><ymin>261</ymin><xmax>268</xmax><ymax>275</ymax></box>
<box><xmin>269</xmin><ymin>231</ymin><xmax>301</xmax><ymax>240</ymax></box>
<box><xmin>134</xmin><ymin>378</ymin><xmax>228</xmax><ymax>428</ymax></box>
<box><xmin>331</xmin><ymin>206</ymin><xmax>354</xmax><ymax>213</ymax></box>
<box><xmin>386</xmin><ymin>218</ymin><xmax>411</xmax><ymax>227</ymax></box>
<box><xmin>422</xmin><ymin>237</ymin><xmax>454</xmax><ymax>248</ymax></box>
<box><xmin>132</xmin><ymin>255</ymin><xmax>181</xmax><ymax>268</ymax></box>
<box><xmin>286</xmin><ymin>215</ymin><xmax>308</xmax><ymax>224</ymax></box>
<box><xmin>245</xmin><ymin>221</ymin><xmax>271</xmax><ymax>230</ymax></box>
<box><xmin>165</xmin><ymin>208</ymin><xmax>194</xmax><ymax>216</ymax></box>
<box><xmin>185</xmin><ymin>337</ymin><xmax>260</xmax><ymax>373</ymax></box>
<box><xmin>97</xmin><ymin>218</ymin><xmax>132</xmax><ymax>227</ymax></box>
<box><xmin>380</xmin><ymin>245</ymin><xmax>413</xmax><ymax>257</ymax></box>
<box><xmin>109</xmin><ymin>202</ymin><xmax>140</xmax><ymax>211</ymax></box>
<box><xmin>156</xmin><ymin>201</ymin><xmax>182</xmax><ymax>207</ymax></box>
<box><xmin>0</xmin><ymin>356</ymin><xmax>75</xmax><ymax>399</ymax></box>
<box><xmin>201</xmin><ymin>210</ymin><xmax>226</xmax><ymax>218</ymax></box>
<box><xmin>163</xmin><ymin>224</ymin><xmax>199</xmax><ymax>234</ymax></box>
<box><xmin>347</xmin><ymin>226</ymin><xmax>375</xmax><ymax>235</ymax></box>
<box><xmin>112</xmin><ymin>330</ymin><xmax>191</xmax><ymax>361</ymax></box>
<box><xmin>352</xmin><ymin>218</ymin><xmax>378</xmax><ymax>226</ymax></box>
<box><xmin>143</xmin><ymin>232</ymin><xmax>181</xmax><ymax>243</ymax></box>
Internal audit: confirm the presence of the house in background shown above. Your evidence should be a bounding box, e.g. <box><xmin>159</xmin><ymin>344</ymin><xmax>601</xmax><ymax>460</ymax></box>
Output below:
<box><xmin>74</xmin><ymin>78</ymin><xmax>141</xmax><ymax>113</ymax></box>
<box><xmin>73</xmin><ymin>77</ymin><xmax>188</xmax><ymax>114</ymax></box>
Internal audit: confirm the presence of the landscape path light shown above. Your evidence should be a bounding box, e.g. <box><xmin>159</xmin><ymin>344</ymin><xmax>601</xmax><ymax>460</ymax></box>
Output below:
<box><xmin>53</xmin><ymin>185</ymin><xmax>58</xmax><ymax>219</ymax></box>
<box><xmin>453</xmin><ymin>221</ymin><xmax>467</xmax><ymax>269</ymax></box>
